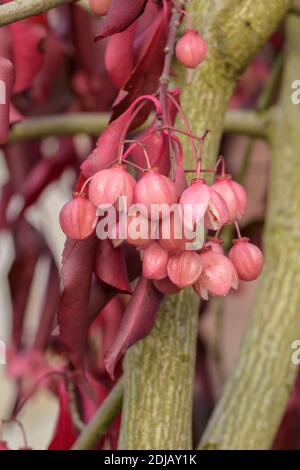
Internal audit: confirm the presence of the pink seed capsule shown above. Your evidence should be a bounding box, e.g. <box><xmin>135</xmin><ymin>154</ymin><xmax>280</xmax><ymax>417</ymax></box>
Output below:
<box><xmin>179</xmin><ymin>179</ymin><xmax>211</xmax><ymax>231</ymax></box>
<box><xmin>159</xmin><ymin>212</ymin><xmax>192</xmax><ymax>255</ymax></box>
<box><xmin>230</xmin><ymin>180</ymin><xmax>248</xmax><ymax>218</ymax></box>
<box><xmin>126</xmin><ymin>214</ymin><xmax>159</xmax><ymax>248</ymax></box>
<box><xmin>0</xmin><ymin>57</ymin><xmax>14</xmax><ymax>144</ymax></box>
<box><xmin>59</xmin><ymin>196</ymin><xmax>97</xmax><ymax>240</ymax></box>
<box><xmin>153</xmin><ymin>276</ymin><xmax>181</xmax><ymax>295</ymax></box>
<box><xmin>134</xmin><ymin>168</ymin><xmax>178</xmax><ymax>219</ymax></box>
<box><xmin>229</xmin><ymin>238</ymin><xmax>263</xmax><ymax>281</ymax></box>
<box><xmin>204</xmin><ymin>237</ymin><xmax>225</xmax><ymax>254</ymax></box>
<box><xmin>212</xmin><ymin>175</ymin><xmax>247</xmax><ymax>222</ymax></box>
<box><xmin>167</xmin><ymin>251</ymin><xmax>202</xmax><ymax>288</ymax></box>
<box><xmin>204</xmin><ymin>188</ymin><xmax>229</xmax><ymax>230</ymax></box>
<box><xmin>175</xmin><ymin>30</ymin><xmax>207</xmax><ymax>69</ymax></box>
<box><xmin>196</xmin><ymin>251</ymin><xmax>238</xmax><ymax>297</ymax></box>
<box><xmin>142</xmin><ymin>242</ymin><xmax>169</xmax><ymax>280</ymax></box>
<box><xmin>89</xmin><ymin>164</ymin><xmax>136</xmax><ymax>209</ymax></box>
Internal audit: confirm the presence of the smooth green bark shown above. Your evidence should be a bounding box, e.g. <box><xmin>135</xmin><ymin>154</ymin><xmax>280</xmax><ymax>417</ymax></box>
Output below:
<box><xmin>119</xmin><ymin>0</ymin><xmax>291</xmax><ymax>450</ymax></box>
<box><xmin>200</xmin><ymin>14</ymin><xmax>300</xmax><ymax>449</ymax></box>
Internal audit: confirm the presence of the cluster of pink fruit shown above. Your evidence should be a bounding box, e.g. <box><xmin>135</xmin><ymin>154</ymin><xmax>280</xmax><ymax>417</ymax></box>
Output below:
<box><xmin>60</xmin><ymin>157</ymin><xmax>263</xmax><ymax>300</ymax></box>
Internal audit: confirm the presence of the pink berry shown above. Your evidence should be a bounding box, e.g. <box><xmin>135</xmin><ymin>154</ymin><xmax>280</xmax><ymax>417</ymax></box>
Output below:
<box><xmin>204</xmin><ymin>238</ymin><xmax>225</xmax><ymax>254</ymax></box>
<box><xmin>59</xmin><ymin>196</ymin><xmax>97</xmax><ymax>240</ymax></box>
<box><xmin>89</xmin><ymin>164</ymin><xmax>136</xmax><ymax>209</ymax></box>
<box><xmin>153</xmin><ymin>276</ymin><xmax>181</xmax><ymax>295</ymax></box>
<box><xmin>204</xmin><ymin>188</ymin><xmax>229</xmax><ymax>230</ymax></box>
<box><xmin>229</xmin><ymin>238</ymin><xmax>263</xmax><ymax>281</ymax></box>
<box><xmin>175</xmin><ymin>30</ymin><xmax>207</xmax><ymax>69</ymax></box>
<box><xmin>126</xmin><ymin>214</ymin><xmax>159</xmax><ymax>248</ymax></box>
<box><xmin>159</xmin><ymin>212</ymin><xmax>192</xmax><ymax>254</ymax></box>
<box><xmin>142</xmin><ymin>242</ymin><xmax>169</xmax><ymax>280</ymax></box>
<box><xmin>134</xmin><ymin>168</ymin><xmax>178</xmax><ymax>219</ymax></box>
<box><xmin>195</xmin><ymin>251</ymin><xmax>238</xmax><ymax>298</ymax></box>
<box><xmin>230</xmin><ymin>180</ymin><xmax>248</xmax><ymax>218</ymax></box>
<box><xmin>167</xmin><ymin>251</ymin><xmax>202</xmax><ymax>288</ymax></box>
<box><xmin>179</xmin><ymin>179</ymin><xmax>211</xmax><ymax>231</ymax></box>
<box><xmin>179</xmin><ymin>179</ymin><xmax>229</xmax><ymax>232</ymax></box>
<box><xmin>212</xmin><ymin>175</ymin><xmax>247</xmax><ymax>222</ymax></box>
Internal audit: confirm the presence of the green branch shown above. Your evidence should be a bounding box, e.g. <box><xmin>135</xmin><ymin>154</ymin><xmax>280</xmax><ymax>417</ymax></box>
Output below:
<box><xmin>0</xmin><ymin>0</ymin><xmax>77</xmax><ymax>27</ymax></box>
<box><xmin>72</xmin><ymin>378</ymin><xmax>123</xmax><ymax>450</ymax></box>
<box><xmin>224</xmin><ymin>109</ymin><xmax>273</xmax><ymax>141</ymax></box>
<box><xmin>8</xmin><ymin>113</ymin><xmax>109</xmax><ymax>142</ymax></box>
<box><xmin>7</xmin><ymin>109</ymin><xmax>270</xmax><ymax>143</ymax></box>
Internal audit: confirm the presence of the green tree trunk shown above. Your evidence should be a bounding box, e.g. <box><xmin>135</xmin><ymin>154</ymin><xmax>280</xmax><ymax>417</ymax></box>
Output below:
<box><xmin>119</xmin><ymin>0</ymin><xmax>291</xmax><ymax>450</ymax></box>
<box><xmin>200</xmin><ymin>14</ymin><xmax>300</xmax><ymax>450</ymax></box>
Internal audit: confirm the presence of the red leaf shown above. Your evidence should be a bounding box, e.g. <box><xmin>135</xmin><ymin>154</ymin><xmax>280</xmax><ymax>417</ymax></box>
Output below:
<box><xmin>111</xmin><ymin>9</ymin><xmax>167</xmax><ymax>125</ymax></box>
<box><xmin>80</xmin><ymin>109</ymin><xmax>130</xmax><ymax>177</ymax></box>
<box><xmin>34</xmin><ymin>261</ymin><xmax>60</xmax><ymax>350</ymax></box>
<box><xmin>48</xmin><ymin>381</ymin><xmax>78</xmax><ymax>450</ymax></box>
<box><xmin>130</xmin><ymin>122</ymin><xmax>170</xmax><ymax>175</ymax></box>
<box><xmin>89</xmin><ymin>296</ymin><xmax>124</xmax><ymax>378</ymax></box>
<box><xmin>80</xmin><ymin>93</ymin><xmax>160</xmax><ymax>177</ymax></box>
<box><xmin>105</xmin><ymin>23</ymin><xmax>136</xmax><ymax>89</ymax></box>
<box><xmin>19</xmin><ymin>139</ymin><xmax>74</xmax><ymax>215</ymax></box>
<box><xmin>10</xmin><ymin>20</ymin><xmax>46</xmax><ymax>94</ymax></box>
<box><xmin>0</xmin><ymin>57</ymin><xmax>14</xmax><ymax>144</ymax></box>
<box><xmin>95</xmin><ymin>0</ymin><xmax>147</xmax><ymax>40</ymax></box>
<box><xmin>95</xmin><ymin>239</ymin><xmax>132</xmax><ymax>293</ymax></box>
<box><xmin>9</xmin><ymin>221</ymin><xmax>42</xmax><ymax>348</ymax></box>
<box><xmin>104</xmin><ymin>277</ymin><xmax>163</xmax><ymax>379</ymax></box>
<box><xmin>58</xmin><ymin>236</ymin><xmax>98</xmax><ymax>370</ymax></box>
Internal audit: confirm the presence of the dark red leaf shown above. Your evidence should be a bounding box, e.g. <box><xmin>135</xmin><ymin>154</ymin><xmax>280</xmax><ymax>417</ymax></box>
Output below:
<box><xmin>105</xmin><ymin>23</ymin><xmax>136</xmax><ymax>89</ymax></box>
<box><xmin>111</xmin><ymin>8</ymin><xmax>167</xmax><ymax>125</ymax></box>
<box><xmin>80</xmin><ymin>109</ymin><xmax>130</xmax><ymax>177</ymax></box>
<box><xmin>10</xmin><ymin>20</ymin><xmax>47</xmax><ymax>93</ymax></box>
<box><xmin>58</xmin><ymin>236</ymin><xmax>98</xmax><ymax>370</ymax></box>
<box><xmin>0</xmin><ymin>182</ymin><xmax>13</xmax><ymax>229</ymax></box>
<box><xmin>9</xmin><ymin>221</ymin><xmax>43</xmax><ymax>348</ymax></box>
<box><xmin>48</xmin><ymin>381</ymin><xmax>78</xmax><ymax>450</ymax></box>
<box><xmin>34</xmin><ymin>261</ymin><xmax>60</xmax><ymax>350</ymax></box>
<box><xmin>95</xmin><ymin>239</ymin><xmax>132</xmax><ymax>294</ymax></box>
<box><xmin>19</xmin><ymin>139</ymin><xmax>74</xmax><ymax>215</ymax></box>
<box><xmin>88</xmin><ymin>296</ymin><xmax>124</xmax><ymax>378</ymax></box>
<box><xmin>104</xmin><ymin>277</ymin><xmax>163</xmax><ymax>379</ymax></box>
<box><xmin>0</xmin><ymin>57</ymin><xmax>14</xmax><ymax>144</ymax></box>
<box><xmin>131</xmin><ymin>122</ymin><xmax>170</xmax><ymax>175</ymax></box>
<box><xmin>95</xmin><ymin>0</ymin><xmax>147</xmax><ymax>40</ymax></box>
<box><xmin>31</xmin><ymin>32</ymin><xmax>65</xmax><ymax>103</ymax></box>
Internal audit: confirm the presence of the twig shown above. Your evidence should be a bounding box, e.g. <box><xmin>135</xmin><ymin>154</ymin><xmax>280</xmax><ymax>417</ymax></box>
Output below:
<box><xmin>0</xmin><ymin>0</ymin><xmax>77</xmax><ymax>27</ymax></box>
<box><xmin>72</xmin><ymin>378</ymin><xmax>124</xmax><ymax>450</ymax></box>
<box><xmin>159</xmin><ymin>2</ymin><xmax>185</xmax><ymax>178</ymax></box>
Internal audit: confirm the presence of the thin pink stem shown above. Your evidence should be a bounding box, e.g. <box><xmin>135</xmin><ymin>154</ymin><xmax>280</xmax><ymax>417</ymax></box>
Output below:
<box><xmin>234</xmin><ymin>221</ymin><xmax>242</xmax><ymax>239</ymax></box>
